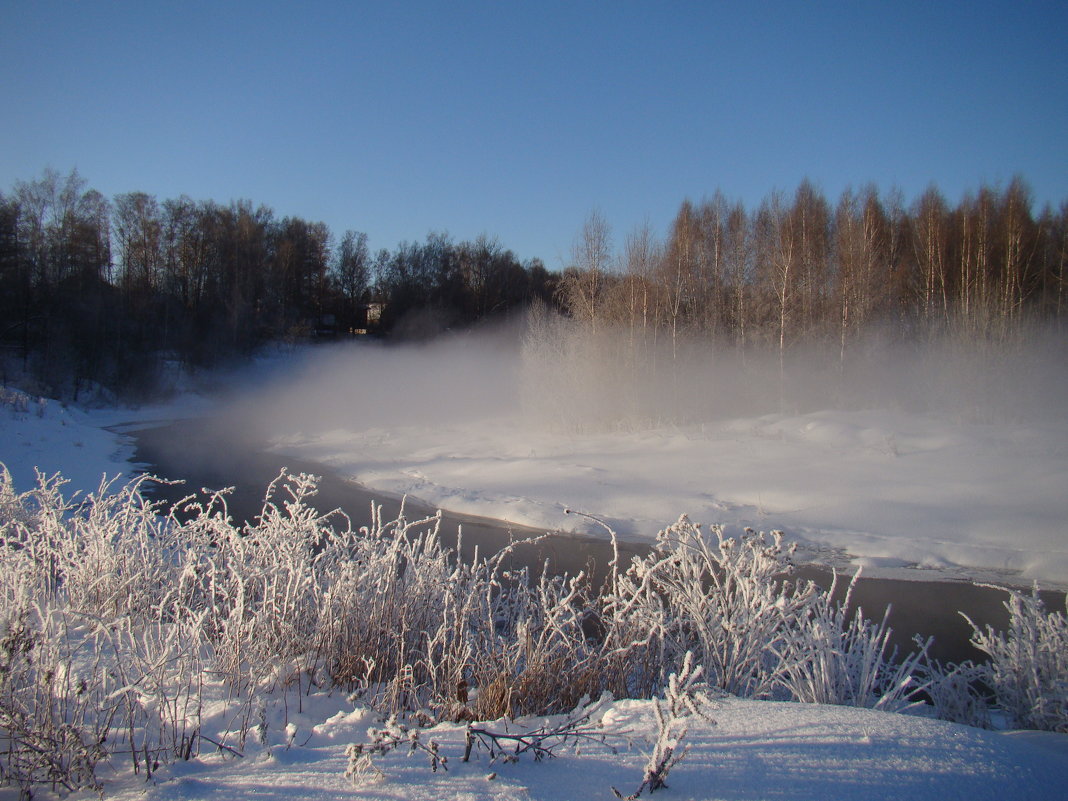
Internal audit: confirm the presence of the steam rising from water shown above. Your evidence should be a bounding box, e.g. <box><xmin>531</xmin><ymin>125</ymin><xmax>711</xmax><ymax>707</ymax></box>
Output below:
<box><xmin>220</xmin><ymin>322</ymin><xmax>525</xmax><ymax>442</ymax></box>
<box><xmin>219</xmin><ymin>312</ymin><xmax>1068</xmax><ymax>441</ymax></box>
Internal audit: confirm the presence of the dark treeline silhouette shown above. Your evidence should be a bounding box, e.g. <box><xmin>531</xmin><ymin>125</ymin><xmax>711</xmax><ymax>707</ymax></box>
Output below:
<box><xmin>0</xmin><ymin>169</ymin><xmax>558</xmax><ymax>399</ymax></box>
<box><xmin>558</xmin><ymin>179</ymin><xmax>1067</xmax><ymax>363</ymax></box>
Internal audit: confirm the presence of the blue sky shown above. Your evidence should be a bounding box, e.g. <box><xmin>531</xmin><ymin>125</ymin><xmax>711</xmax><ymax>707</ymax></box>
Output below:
<box><xmin>1</xmin><ymin>1</ymin><xmax>1065</xmax><ymax>266</ymax></box>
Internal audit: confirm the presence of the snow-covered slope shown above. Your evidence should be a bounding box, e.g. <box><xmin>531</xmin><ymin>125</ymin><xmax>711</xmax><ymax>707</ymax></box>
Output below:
<box><xmin>0</xmin><ymin>387</ymin><xmax>133</xmax><ymax>495</ymax></box>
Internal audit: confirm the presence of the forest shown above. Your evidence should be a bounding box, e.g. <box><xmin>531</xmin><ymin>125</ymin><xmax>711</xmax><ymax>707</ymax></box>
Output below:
<box><xmin>0</xmin><ymin>169</ymin><xmax>556</xmax><ymax>399</ymax></box>
<box><xmin>556</xmin><ymin>179</ymin><xmax>1066</xmax><ymax>361</ymax></box>
<box><xmin>1</xmin><ymin>168</ymin><xmax>1065</xmax><ymax>401</ymax></box>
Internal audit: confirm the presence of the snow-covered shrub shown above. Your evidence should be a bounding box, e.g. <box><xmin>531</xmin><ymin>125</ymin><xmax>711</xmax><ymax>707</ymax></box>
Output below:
<box><xmin>187</xmin><ymin>472</ymin><xmax>345</xmax><ymax>702</ymax></box>
<box><xmin>774</xmin><ymin>571</ymin><xmax>932</xmax><ymax>711</ymax></box>
<box><xmin>919</xmin><ymin>658</ymin><xmax>991</xmax><ymax>728</ymax></box>
<box><xmin>315</xmin><ymin>503</ymin><xmax>466</xmax><ymax>712</ymax></box>
<box><xmin>964</xmin><ymin>585</ymin><xmax>1068</xmax><ymax>732</ymax></box>
<box><xmin>462</xmin><ymin>693</ymin><xmax>618</xmax><ymax>765</ymax></box>
<box><xmin>0</xmin><ymin>469</ymin><xmax>74</xmax><ymax>608</ymax></box>
<box><xmin>613</xmin><ymin>652</ymin><xmax>713</xmax><ymax>800</ymax></box>
<box><xmin>0</xmin><ymin>467</ymin><xmax>182</xmax><ymax>621</ymax></box>
<box><xmin>601</xmin><ymin>518</ymin><xmax>817</xmax><ymax>699</ymax></box>
<box><xmin>597</xmin><ymin>517</ymin><xmax>942</xmax><ymax>713</ymax></box>
<box><xmin>317</xmin><ymin>503</ymin><xmax>603</xmax><ymax>720</ymax></box>
<box><xmin>466</xmin><ymin>566</ymin><xmax>606</xmax><ymax>719</ymax></box>
<box><xmin>0</xmin><ymin>469</ymin><xmax>217</xmax><ymax>788</ymax></box>
<box><xmin>0</xmin><ymin>387</ymin><xmax>31</xmax><ymax>415</ymax></box>
<box><xmin>0</xmin><ymin>607</ymin><xmax>113</xmax><ymax>795</ymax></box>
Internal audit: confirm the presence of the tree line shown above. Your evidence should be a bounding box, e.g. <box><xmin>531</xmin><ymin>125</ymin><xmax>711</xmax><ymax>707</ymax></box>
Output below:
<box><xmin>0</xmin><ymin>168</ymin><xmax>557</xmax><ymax>399</ymax></box>
<box><xmin>3</xmin><ymin>168</ymin><xmax>1064</xmax><ymax>402</ymax></box>
<box><xmin>558</xmin><ymin>178</ymin><xmax>1067</xmax><ymax>366</ymax></box>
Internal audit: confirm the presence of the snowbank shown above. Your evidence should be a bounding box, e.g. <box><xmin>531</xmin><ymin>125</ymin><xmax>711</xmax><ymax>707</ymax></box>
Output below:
<box><xmin>96</xmin><ymin>695</ymin><xmax>1068</xmax><ymax>801</ymax></box>
<box><xmin>0</xmin><ymin>386</ymin><xmax>133</xmax><ymax>495</ymax></box>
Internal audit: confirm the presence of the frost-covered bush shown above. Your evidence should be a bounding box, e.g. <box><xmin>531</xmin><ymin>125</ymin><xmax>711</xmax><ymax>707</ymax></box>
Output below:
<box><xmin>598</xmin><ymin>517</ymin><xmax>935</xmax><ymax>711</ymax></box>
<box><xmin>918</xmin><ymin>658</ymin><xmax>991</xmax><ymax>729</ymax></box>
<box><xmin>0</xmin><ymin>608</ymin><xmax>108</xmax><ymax>796</ymax></box>
<box><xmin>0</xmin><ymin>470</ymin><xmax>216</xmax><ymax>790</ymax></box>
<box><xmin>318</xmin><ymin>507</ymin><xmax>604</xmax><ymax>720</ymax></box>
<box><xmin>775</xmin><ymin>572</ymin><xmax>931</xmax><ymax>711</ymax></box>
<box><xmin>0</xmin><ymin>387</ymin><xmax>31</xmax><ymax>415</ymax></box>
<box><xmin>0</xmin><ymin>468</ymin><xmax>180</xmax><ymax>619</ymax></box>
<box><xmin>964</xmin><ymin>585</ymin><xmax>1068</xmax><ymax>732</ymax></box>
<box><xmin>0</xmin><ymin>460</ymin><xmax>609</xmax><ymax>793</ymax></box>
<box><xmin>600</xmin><ymin>518</ymin><xmax>817</xmax><ymax>699</ymax></box>
<box><xmin>4</xmin><ymin>460</ymin><xmax>1064</xmax><ymax>796</ymax></box>
<box><xmin>175</xmin><ymin>472</ymin><xmax>349</xmax><ymax>709</ymax></box>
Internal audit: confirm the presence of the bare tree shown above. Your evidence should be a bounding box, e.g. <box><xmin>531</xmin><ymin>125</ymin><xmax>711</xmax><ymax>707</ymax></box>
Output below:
<box><xmin>620</xmin><ymin>220</ymin><xmax>663</xmax><ymax>337</ymax></box>
<box><xmin>334</xmin><ymin>229</ymin><xmax>370</xmax><ymax>326</ymax></box>
<box><xmin>754</xmin><ymin>190</ymin><xmax>795</xmax><ymax>398</ymax></box>
<box><xmin>997</xmin><ymin>177</ymin><xmax>1037</xmax><ymax>329</ymax></box>
<box><xmin>834</xmin><ymin>185</ymin><xmax>889</xmax><ymax>363</ymax></box>
<box><xmin>696</xmin><ymin>191</ymin><xmax>731</xmax><ymax>338</ymax></box>
<box><xmin>911</xmin><ymin>185</ymin><xmax>951</xmax><ymax>326</ymax></box>
<box><xmin>558</xmin><ymin>209</ymin><xmax>613</xmax><ymax>329</ymax></box>
<box><xmin>788</xmin><ymin>180</ymin><xmax>831</xmax><ymax>339</ymax></box>
<box><xmin>660</xmin><ymin>200</ymin><xmax>701</xmax><ymax>359</ymax></box>
<box><xmin>723</xmin><ymin>199</ymin><xmax>752</xmax><ymax>351</ymax></box>
<box><xmin>113</xmin><ymin>191</ymin><xmax>163</xmax><ymax>299</ymax></box>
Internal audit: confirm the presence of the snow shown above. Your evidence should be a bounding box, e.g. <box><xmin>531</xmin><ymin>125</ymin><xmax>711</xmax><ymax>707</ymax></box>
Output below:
<box><xmin>268</xmin><ymin>410</ymin><xmax>1068</xmax><ymax>587</ymax></box>
<box><xmin>0</xmin><ymin>387</ymin><xmax>135</xmax><ymax>496</ymax></box>
<box><xmin>2</xmin><ymin>342</ymin><xmax>1068</xmax><ymax>800</ymax></box>
<box><xmin>82</xmin><ymin>695</ymin><xmax>1068</xmax><ymax>801</ymax></box>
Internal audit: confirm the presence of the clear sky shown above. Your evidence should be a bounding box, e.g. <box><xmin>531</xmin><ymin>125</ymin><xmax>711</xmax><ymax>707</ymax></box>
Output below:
<box><xmin>1</xmin><ymin>0</ymin><xmax>1065</xmax><ymax>266</ymax></box>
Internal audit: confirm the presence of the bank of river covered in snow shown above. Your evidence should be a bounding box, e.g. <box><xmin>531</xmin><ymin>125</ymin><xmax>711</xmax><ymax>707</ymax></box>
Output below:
<box><xmin>129</xmin><ymin>415</ymin><xmax>1064</xmax><ymax>668</ymax></box>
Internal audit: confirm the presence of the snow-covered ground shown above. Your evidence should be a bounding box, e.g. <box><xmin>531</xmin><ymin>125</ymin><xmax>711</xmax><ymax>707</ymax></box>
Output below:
<box><xmin>0</xmin><ymin>386</ymin><xmax>140</xmax><ymax>495</ymax></box>
<box><xmin>89</xmin><ymin>694</ymin><xmax>1068</xmax><ymax>801</ymax></box>
<box><xmin>267</xmin><ymin>408</ymin><xmax>1068</xmax><ymax>589</ymax></box>
<box><xmin>3</xmin><ymin>341</ymin><xmax>1068</xmax><ymax>800</ymax></box>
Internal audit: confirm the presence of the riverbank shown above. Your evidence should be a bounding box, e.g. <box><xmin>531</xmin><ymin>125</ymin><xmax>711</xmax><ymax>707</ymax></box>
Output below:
<box><xmin>4</xmin><ymin>381</ymin><xmax>1068</xmax><ymax>799</ymax></box>
<box><xmin>5</xmin><ymin>339</ymin><xmax>1067</xmax><ymax>591</ymax></box>
<box><xmin>0</xmin><ymin>386</ymin><xmax>1054</xmax><ymax>669</ymax></box>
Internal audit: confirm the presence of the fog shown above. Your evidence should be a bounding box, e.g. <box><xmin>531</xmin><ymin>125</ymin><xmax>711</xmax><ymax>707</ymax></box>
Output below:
<box><xmin>151</xmin><ymin>310</ymin><xmax>1068</xmax><ymax>589</ymax></box>
<box><xmin>219</xmin><ymin>312</ymin><xmax>1068</xmax><ymax>442</ymax></box>
<box><xmin>519</xmin><ymin>313</ymin><xmax>1068</xmax><ymax>431</ymax></box>
<box><xmin>219</xmin><ymin>319</ymin><xmax>527</xmax><ymax>444</ymax></box>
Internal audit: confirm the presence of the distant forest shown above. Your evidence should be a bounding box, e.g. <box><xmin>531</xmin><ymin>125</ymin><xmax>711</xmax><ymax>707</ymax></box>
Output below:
<box><xmin>0</xmin><ymin>169</ymin><xmax>557</xmax><ymax>399</ymax></box>
<box><xmin>1</xmin><ymin>168</ymin><xmax>1065</xmax><ymax>401</ymax></box>
<box><xmin>556</xmin><ymin>179</ymin><xmax>1066</xmax><ymax>367</ymax></box>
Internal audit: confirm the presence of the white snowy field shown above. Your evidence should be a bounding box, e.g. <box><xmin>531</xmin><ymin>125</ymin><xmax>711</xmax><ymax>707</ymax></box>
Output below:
<box><xmin>266</xmin><ymin>408</ymin><xmax>1068</xmax><ymax>588</ymax></box>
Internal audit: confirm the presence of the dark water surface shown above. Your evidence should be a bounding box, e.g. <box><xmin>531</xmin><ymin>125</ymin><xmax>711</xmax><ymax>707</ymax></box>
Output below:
<box><xmin>130</xmin><ymin>417</ymin><xmax>646</xmax><ymax>584</ymax></box>
<box><xmin>129</xmin><ymin>417</ymin><xmax>1063</xmax><ymax>667</ymax></box>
